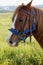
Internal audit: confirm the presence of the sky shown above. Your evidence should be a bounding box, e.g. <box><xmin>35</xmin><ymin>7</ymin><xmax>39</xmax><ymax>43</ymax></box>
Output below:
<box><xmin>0</xmin><ymin>0</ymin><xmax>43</xmax><ymax>6</ymax></box>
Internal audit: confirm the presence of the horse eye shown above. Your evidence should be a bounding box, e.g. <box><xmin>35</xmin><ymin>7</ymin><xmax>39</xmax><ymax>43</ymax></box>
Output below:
<box><xmin>19</xmin><ymin>19</ymin><xmax>23</xmax><ymax>22</ymax></box>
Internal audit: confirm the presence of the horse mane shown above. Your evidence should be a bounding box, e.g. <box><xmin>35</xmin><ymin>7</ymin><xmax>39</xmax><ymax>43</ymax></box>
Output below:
<box><xmin>12</xmin><ymin>4</ymin><xmax>25</xmax><ymax>21</ymax></box>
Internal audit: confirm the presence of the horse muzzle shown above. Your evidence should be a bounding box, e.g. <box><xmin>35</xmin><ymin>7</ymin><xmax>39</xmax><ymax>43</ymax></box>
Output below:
<box><xmin>6</xmin><ymin>38</ymin><xmax>20</xmax><ymax>46</ymax></box>
<box><xmin>6</xmin><ymin>31</ymin><xmax>20</xmax><ymax>46</ymax></box>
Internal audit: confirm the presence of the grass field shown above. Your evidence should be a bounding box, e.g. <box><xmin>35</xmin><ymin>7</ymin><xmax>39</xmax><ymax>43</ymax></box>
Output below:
<box><xmin>0</xmin><ymin>12</ymin><xmax>43</xmax><ymax>65</ymax></box>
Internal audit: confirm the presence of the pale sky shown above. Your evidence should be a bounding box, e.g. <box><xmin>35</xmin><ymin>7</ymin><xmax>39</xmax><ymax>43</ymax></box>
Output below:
<box><xmin>0</xmin><ymin>0</ymin><xmax>43</xmax><ymax>6</ymax></box>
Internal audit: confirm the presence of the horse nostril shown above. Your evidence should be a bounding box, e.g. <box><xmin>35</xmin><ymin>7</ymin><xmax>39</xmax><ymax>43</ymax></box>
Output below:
<box><xmin>10</xmin><ymin>40</ymin><xmax>12</xmax><ymax>44</ymax></box>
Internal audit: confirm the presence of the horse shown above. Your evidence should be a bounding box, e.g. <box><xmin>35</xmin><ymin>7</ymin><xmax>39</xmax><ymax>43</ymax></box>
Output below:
<box><xmin>7</xmin><ymin>0</ymin><xmax>43</xmax><ymax>48</ymax></box>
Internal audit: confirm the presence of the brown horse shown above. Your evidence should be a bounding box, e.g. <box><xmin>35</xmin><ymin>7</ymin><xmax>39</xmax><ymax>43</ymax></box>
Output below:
<box><xmin>7</xmin><ymin>0</ymin><xmax>43</xmax><ymax>48</ymax></box>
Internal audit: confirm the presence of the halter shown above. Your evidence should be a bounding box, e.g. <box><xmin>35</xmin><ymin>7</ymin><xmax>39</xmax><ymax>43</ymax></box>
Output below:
<box><xmin>9</xmin><ymin>8</ymin><xmax>36</xmax><ymax>42</ymax></box>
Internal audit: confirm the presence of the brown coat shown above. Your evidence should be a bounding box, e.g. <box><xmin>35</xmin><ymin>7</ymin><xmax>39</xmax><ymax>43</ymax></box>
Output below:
<box><xmin>12</xmin><ymin>3</ymin><xmax>43</xmax><ymax>48</ymax></box>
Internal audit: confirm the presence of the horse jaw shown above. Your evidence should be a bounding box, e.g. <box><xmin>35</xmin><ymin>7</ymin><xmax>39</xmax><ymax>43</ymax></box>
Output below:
<box><xmin>34</xmin><ymin>35</ymin><xmax>43</xmax><ymax>48</ymax></box>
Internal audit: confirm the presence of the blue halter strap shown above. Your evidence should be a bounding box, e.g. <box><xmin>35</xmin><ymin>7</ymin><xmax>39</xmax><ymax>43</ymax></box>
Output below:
<box><xmin>9</xmin><ymin>28</ymin><xmax>19</xmax><ymax>35</ymax></box>
<box><xmin>9</xmin><ymin>8</ymin><xmax>36</xmax><ymax>42</ymax></box>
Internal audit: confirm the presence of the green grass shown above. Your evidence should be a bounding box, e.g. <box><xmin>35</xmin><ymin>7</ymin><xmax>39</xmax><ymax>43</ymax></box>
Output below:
<box><xmin>0</xmin><ymin>12</ymin><xmax>43</xmax><ymax>65</ymax></box>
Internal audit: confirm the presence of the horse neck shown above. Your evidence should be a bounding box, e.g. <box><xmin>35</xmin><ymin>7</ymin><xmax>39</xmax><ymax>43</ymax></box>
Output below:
<box><xmin>33</xmin><ymin>7</ymin><xmax>43</xmax><ymax>48</ymax></box>
<box><xmin>36</xmin><ymin>7</ymin><xmax>43</xmax><ymax>33</ymax></box>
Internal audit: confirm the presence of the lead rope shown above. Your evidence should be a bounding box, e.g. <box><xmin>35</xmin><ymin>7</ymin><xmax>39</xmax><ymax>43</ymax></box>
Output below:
<box><xmin>30</xmin><ymin>28</ymin><xmax>32</xmax><ymax>43</ymax></box>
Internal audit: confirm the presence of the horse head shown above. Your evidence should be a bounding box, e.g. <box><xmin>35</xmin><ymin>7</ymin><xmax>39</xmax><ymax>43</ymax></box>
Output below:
<box><xmin>7</xmin><ymin>0</ymin><xmax>35</xmax><ymax>46</ymax></box>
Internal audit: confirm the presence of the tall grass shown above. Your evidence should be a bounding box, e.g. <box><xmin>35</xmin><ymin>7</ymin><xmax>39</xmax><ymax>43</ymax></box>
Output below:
<box><xmin>0</xmin><ymin>12</ymin><xmax>43</xmax><ymax>65</ymax></box>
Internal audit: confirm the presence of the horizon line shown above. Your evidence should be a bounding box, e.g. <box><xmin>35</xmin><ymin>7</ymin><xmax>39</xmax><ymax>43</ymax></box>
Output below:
<box><xmin>0</xmin><ymin>4</ymin><xmax>43</xmax><ymax>7</ymax></box>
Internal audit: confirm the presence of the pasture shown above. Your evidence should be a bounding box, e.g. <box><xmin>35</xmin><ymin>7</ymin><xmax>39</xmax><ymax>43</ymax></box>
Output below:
<box><xmin>0</xmin><ymin>12</ymin><xmax>43</xmax><ymax>65</ymax></box>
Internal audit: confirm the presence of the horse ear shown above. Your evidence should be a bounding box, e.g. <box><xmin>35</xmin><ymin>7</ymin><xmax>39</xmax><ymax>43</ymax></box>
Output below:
<box><xmin>26</xmin><ymin>0</ymin><xmax>33</xmax><ymax>9</ymax></box>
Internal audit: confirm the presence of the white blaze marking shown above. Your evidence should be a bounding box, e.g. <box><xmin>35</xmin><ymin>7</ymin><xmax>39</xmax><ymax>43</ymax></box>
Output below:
<box><xmin>7</xmin><ymin>14</ymin><xmax>18</xmax><ymax>43</ymax></box>
<box><xmin>7</xmin><ymin>31</ymin><xmax>12</xmax><ymax>43</ymax></box>
<box><xmin>12</xmin><ymin>14</ymin><xmax>18</xmax><ymax>29</ymax></box>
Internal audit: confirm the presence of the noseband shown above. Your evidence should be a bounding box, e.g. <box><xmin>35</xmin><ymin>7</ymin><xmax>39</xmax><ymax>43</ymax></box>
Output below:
<box><xmin>9</xmin><ymin>8</ymin><xmax>36</xmax><ymax>42</ymax></box>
